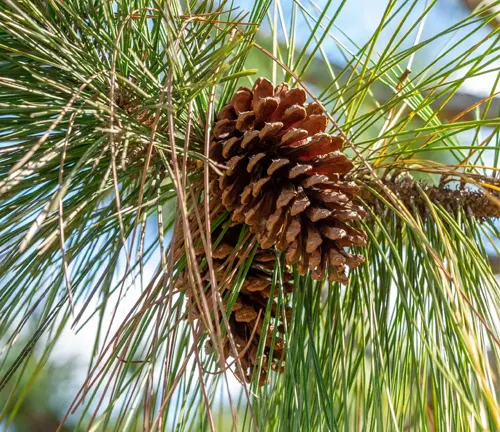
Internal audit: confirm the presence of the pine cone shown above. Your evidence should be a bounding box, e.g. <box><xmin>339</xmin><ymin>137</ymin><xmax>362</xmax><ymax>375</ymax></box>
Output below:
<box><xmin>210</xmin><ymin>78</ymin><xmax>367</xmax><ymax>282</ymax></box>
<box><xmin>176</xmin><ymin>223</ymin><xmax>292</xmax><ymax>386</ymax></box>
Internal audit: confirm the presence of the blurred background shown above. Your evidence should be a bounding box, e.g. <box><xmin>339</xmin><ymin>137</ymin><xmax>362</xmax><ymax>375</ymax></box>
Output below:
<box><xmin>1</xmin><ymin>0</ymin><xmax>499</xmax><ymax>430</ymax></box>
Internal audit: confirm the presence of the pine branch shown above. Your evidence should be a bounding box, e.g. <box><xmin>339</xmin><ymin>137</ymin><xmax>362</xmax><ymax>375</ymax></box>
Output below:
<box><xmin>360</xmin><ymin>175</ymin><xmax>500</xmax><ymax>220</ymax></box>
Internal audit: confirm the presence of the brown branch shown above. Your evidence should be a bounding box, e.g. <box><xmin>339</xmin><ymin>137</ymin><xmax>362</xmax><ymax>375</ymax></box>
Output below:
<box><xmin>360</xmin><ymin>176</ymin><xmax>500</xmax><ymax>220</ymax></box>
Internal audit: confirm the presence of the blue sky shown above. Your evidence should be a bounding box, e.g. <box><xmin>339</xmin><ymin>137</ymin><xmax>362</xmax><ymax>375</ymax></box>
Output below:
<box><xmin>233</xmin><ymin>0</ymin><xmax>499</xmax><ymax>96</ymax></box>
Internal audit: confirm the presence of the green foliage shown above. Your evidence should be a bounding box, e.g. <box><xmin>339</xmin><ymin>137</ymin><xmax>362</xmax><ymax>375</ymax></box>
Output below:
<box><xmin>0</xmin><ymin>0</ymin><xmax>499</xmax><ymax>430</ymax></box>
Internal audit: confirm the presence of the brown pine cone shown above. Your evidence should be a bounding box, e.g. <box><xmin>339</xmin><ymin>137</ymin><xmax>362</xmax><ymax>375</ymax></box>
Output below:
<box><xmin>210</xmin><ymin>78</ymin><xmax>367</xmax><ymax>282</ymax></box>
<box><xmin>176</xmin><ymin>223</ymin><xmax>292</xmax><ymax>386</ymax></box>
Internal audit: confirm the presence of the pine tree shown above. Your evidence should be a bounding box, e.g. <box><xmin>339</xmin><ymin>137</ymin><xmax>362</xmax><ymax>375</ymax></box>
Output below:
<box><xmin>0</xmin><ymin>1</ymin><xmax>499</xmax><ymax>430</ymax></box>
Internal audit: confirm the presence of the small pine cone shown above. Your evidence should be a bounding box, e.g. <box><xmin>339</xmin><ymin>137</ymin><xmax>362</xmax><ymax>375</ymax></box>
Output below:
<box><xmin>178</xmin><ymin>223</ymin><xmax>292</xmax><ymax>386</ymax></box>
<box><xmin>210</xmin><ymin>227</ymin><xmax>292</xmax><ymax>386</ymax></box>
<box><xmin>210</xmin><ymin>78</ymin><xmax>367</xmax><ymax>282</ymax></box>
